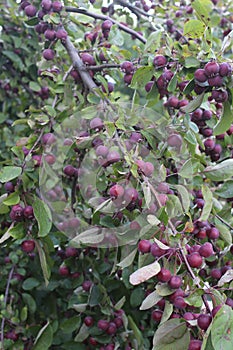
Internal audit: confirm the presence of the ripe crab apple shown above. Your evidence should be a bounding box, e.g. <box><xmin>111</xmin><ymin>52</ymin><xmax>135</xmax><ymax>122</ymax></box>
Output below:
<box><xmin>21</xmin><ymin>239</ymin><xmax>35</xmax><ymax>253</ymax></box>
<box><xmin>109</xmin><ymin>184</ymin><xmax>125</xmax><ymax>199</ymax></box>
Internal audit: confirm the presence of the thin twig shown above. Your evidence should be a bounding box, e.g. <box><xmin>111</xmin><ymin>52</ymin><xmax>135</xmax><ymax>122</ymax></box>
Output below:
<box><xmin>87</xmin><ymin>63</ymin><xmax>121</xmax><ymax>71</ymax></box>
<box><xmin>214</xmin><ymin>213</ymin><xmax>233</xmax><ymax>231</ymax></box>
<box><xmin>114</xmin><ymin>0</ymin><xmax>151</xmax><ymax>17</ymax></box>
<box><xmin>0</xmin><ymin>266</ymin><xmax>15</xmax><ymax>349</ymax></box>
<box><xmin>65</xmin><ymin>7</ymin><xmax>146</xmax><ymax>44</ymax></box>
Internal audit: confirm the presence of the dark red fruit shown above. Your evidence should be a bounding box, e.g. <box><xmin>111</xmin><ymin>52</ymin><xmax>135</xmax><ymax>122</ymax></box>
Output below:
<box><xmin>194</xmin><ymin>69</ymin><xmax>207</xmax><ymax>83</ymax></box>
<box><xmin>219</xmin><ymin>62</ymin><xmax>232</xmax><ymax>77</ymax></box>
<box><xmin>199</xmin><ymin>242</ymin><xmax>214</xmax><ymax>258</ymax></box>
<box><xmin>151</xmin><ymin>310</ymin><xmax>163</xmax><ymax>322</ymax></box>
<box><xmin>102</xmin><ymin>19</ymin><xmax>113</xmax><ymax>31</ymax></box>
<box><xmin>84</xmin><ymin>316</ymin><xmax>94</xmax><ymax>327</ymax></box>
<box><xmin>41</xmin><ymin>0</ymin><xmax>52</xmax><ymax>11</ymax></box>
<box><xmin>107</xmin><ymin>322</ymin><xmax>117</xmax><ymax>335</ymax></box>
<box><xmin>5</xmin><ymin>182</ymin><xmax>15</xmax><ymax>192</ymax></box>
<box><xmin>207</xmin><ymin>227</ymin><xmax>220</xmax><ymax>240</ymax></box>
<box><xmin>21</xmin><ymin>239</ymin><xmax>35</xmax><ymax>253</ymax></box>
<box><xmin>82</xmin><ymin>280</ymin><xmax>92</xmax><ymax>292</ymax></box>
<box><xmin>204</xmin><ymin>61</ymin><xmax>219</xmax><ymax>77</ymax></box>
<box><xmin>138</xmin><ymin>240</ymin><xmax>151</xmax><ymax>253</ymax></box>
<box><xmin>173</xmin><ymin>296</ymin><xmax>187</xmax><ymax>309</ymax></box>
<box><xmin>212</xmin><ymin>305</ymin><xmax>222</xmax><ymax>317</ymax></box>
<box><xmin>44</xmin><ymin>29</ymin><xmax>56</xmax><ymax>40</ymax></box>
<box><xmin>56</xmin><ymin>28</ymin><xmax>68</xmax><ymax>40</ymax></box>
<box><xmin>204</xmin><ymin>138</ymin><xmax>215</xmax><ymax>151</ymax></box>
<box><xmin>121</xmin><ymin>61</ymin><xmax>134</xmax><ymax>74</ymax></box>
<box><xmin>43</xmin><ymin>49</ymin><xmax>55</xmax><ymax>60</ymax></box>
<box><xmin>24</xmin><ymin>4</ymin><xmax>37</xmax><ymax>17</ymax></box>
<box><xmin>106</xmin><ymin>150</ymin><xmax>121</xmax><ymax>164</ymax></box>
<box><xmin>210</xmin><ymin>268</ymin><xmax>222</xmax><ymax>279</ymax></box>
<box><xmin>97</xmin><ymin>319</ymin><xmax>109</xmax><ymax>330</ymax></box>
<box><xmin>157</xmin><ymin>268</ymin><xmax>171</xmax><ymax>282</ymax></box>
<box><xmin>109</xmin><ymin>184</ymin><xmax>124</xmax><ymax>198</ymax></box>
<box><xmin>197</xmin><ymin>314</ymin><xmax>212</xmax><ymax>330</ymax></box>
<box><xmin>90</xmin><ymin>117</ymin><xmax>104</xmax><ymax>130</ymax></box>
<box><xmin>168</xmin><ymin>275</ymin><xmax>182</xmax><ymax>289</ymax></box>
<box><xmin>211</xmin><ymin>89</ymin><xmax>228</xmax><ymax>102</ymax></box>
<box><xmin>187</xmin><ymin>252</ymin><xmax>203</xmax><ymax>268</ymax></box>
<box><xmin>52</xmin><ymin>1</ymin><xmax>63</xmax><ymax>12</ymax></box>
<box><xmin>63</xmin><ymin>165</ymin><xmax>76</xmax><ymax>177</ymax></box>
<box><xmin>42</xmin><ymin>133</ymin><xmax>56</xmax><ymax>145</ymax></box>
<box><xmin>59</xmin><ymin>265</ymin><xmax>70</xmax><ymax>276</ymax></box>
<box><xmin>188</xmin><ymin>339</ymin><xmax>202</xmax><ymax>350</ymax></box>
<box><xmin>23</xmin><ymin>205</ymin><xmax>34</xmax><ymax>219</ymax></box>
<box><xmin>65</xmin><ymin>247</ymin><xmax>79</xmax><ymax>258</ymax></box>
<box><xmin>81</xmin><ymin>53</ymin><xmax>96</xmax><ymax>65</ymax></box>
<box><xmin>153</xmin><ymin>55</ymin><xmax>167</xmax><ymax>67</ymax></box>
<box><xmin>10</xmin><ymin>205</ymin><xmax>24</xmax><ymax>221</ymax></box>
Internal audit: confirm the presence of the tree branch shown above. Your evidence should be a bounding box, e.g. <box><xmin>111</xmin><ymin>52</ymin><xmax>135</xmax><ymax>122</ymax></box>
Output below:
<box><xmin>87</xmin><ymin>63</ymin><xmax>121</xmax><ymax>71</ymax></box>
<box><xmin>62</xmin><ymin>36</ymin><xmax>98</xmax><ymax>91</ymax></box>
<box><xmin>114</xmin><ymin>0</ymin><xmax>151</xmax><ymax>18</ymax></box>
<box><xmin>65</xmin><ymin>7</ymin><xmax>147</xmax><ymax>44</ymax></box>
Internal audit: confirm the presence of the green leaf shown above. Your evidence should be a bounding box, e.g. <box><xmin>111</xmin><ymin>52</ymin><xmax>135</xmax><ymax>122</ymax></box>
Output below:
<box><xmin>153</xmin><ymin>319</ymin><xmax>190</xmax><ymax>350</ymax></box>
<box><xmin>145</xmin><ymin>30</ymin><xmax>162</xmax><ymax>52</ymax></box>
<box><xmin>74</xmin><ymin>323</ymin><xmax>89</xmax><ymax>343</ymax></box>
<box><xmin>129</xmin><ymin>261</ymin><xmax>161</xmax><ymax>285</ymax></box>
<box><xmin>184</xmin><ymin>57</ymin><xmax>200</xmax><ymax>68</ymax></box>
<box><xmin>180</xmin><ymin>92</ymin><xmax>205</xmax><ymax>113</ymax></box>
<box><xmin>199</xmin><ymin>185</ymin><xmax>213</xmax><ymax>221</ymax></box>
<box><xmin>140</xmin><ymin>290</ymin><xmax>162</xmax><ymax>310</ymax></box>
<box><xmin>156</xmin><ymin>283</ymin><xmax>174</xmax><ymax>297</ymax></box>
<box><xmin>22</xmin><ymin>277</ymin><xmax>40</xmax><ymax>291</ymax></box>
<box><xmin>3</xmin><ymin>192</ymin><xmax>20</xmax><ymax>206</ymax></box>
<box><xmin>128</xmin><ymin>315</ymin><xmax>143</xmax><ymax>347</ymax></box>
<box><xmin>192</xmin><ymin>0</ymin><xmax>212</xmax><ymax>25</ymax></box>
<box><xmin>211</xmin><ymin>305</ymin><xmax>233</xmax><ymax>350</ymax></box>
<box><xmin>179</xmin><ymin>159</ymin><xmax>200</xmax><ymax>178</ymax></box>
<box><xmin>29</xmin><ymin>81</ymin><xmax>41</xmax><ymax>92</ymax></box>
<box><xmin>130</xmin><ymin>287</ymin><xmax>145</xmax><ymax>308</ymax></box>
<box><xmin>214</xmin><ymin>221</ymin><xmax>232</xmax><ymax>245</ymax></box>
<box><xmin>184</xmin><ymin>19</ymin><xmax>206</xmax><ymax>38</ymax></box>
<box><xmin>130</xmin><ymin>66</ymin><xmax>154</xmax><ymax>89</ymax></box>
<box><xmin>214</xmin><ymin>101</ymin><xmax>233</xmax><ymax>135</ymax></box>
<box><xmin>171</xmin><ymin>185</ymin><xmax>190</xmax><ymax>213</ymax></box>
<box><xmin>8</xmin><ymin>222</ymin><xmax>25</xmax><ymax>239</ymax></box>
<box><xmin>167</xmin><ymin>74</ymin><xmax>177</xmax><ymax>93</ymax></box>
<box><xmin>22</xmin><ymin>293</ymin><xmax>37</xmax><ymax>314</ymax></box>
<box><xmin>61</xmin><ymin>316</ymin><xmax>81</xmax><ymax>333</ymax></box>
<box><xmin>204</xmin><ymin>159</ymin><xmax>233</xmax><ymax>181</ymax></box>
<box><xmin>0</xmin><ymin>166</ymin><xmax>22</xmax><ymax>183</ymax></box>
<box><xmin>215</xmin><ymin>180</ymin><xmax>233</xmax><ymax>198</ymax></box>
<box><xmin>35</xmin><ymin>241</ymin><xmax>51</xmax><ymax>286</ymax></box>
<box><xmin>160</xmin><ymin>301</ymin><xmax>173</xmax><ymax>325</ymax></box>
<box><xmin>117</xmin><ymin>248</ymin><xmax>137</xmax><ymax>269</ymax></box>
<box><xmin>33</xmin><ymin>197</ymin><xmax>52</xmax><ymax>237</ymax></box>
<box><xmin>88</xmin><ymin>285</ymin><xmax>102</xmax><ymax>307</ymax></box>
<box><xmin>2</xmin><ymin>50</ymin><xmax>24</xmax><ymax>70</ymax></box>
<box><xmin>33</xmin><ymin>322</ymin><xmax>53</xmax><ymax>350</ymax></box>
<box><xmin>217</xmin><ymin>269</ymin><xmax>233</xmax><ymax>287</ymax></box>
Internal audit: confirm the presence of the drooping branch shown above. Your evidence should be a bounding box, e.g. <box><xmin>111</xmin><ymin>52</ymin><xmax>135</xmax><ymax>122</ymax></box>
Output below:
<box><xmin>87</xmin><ymin>63</ymin><xmax>121</xmax><ymax>71</ymax></box>
<box><xmin>62</xmin><ymin>36</ymin><xmax>98</xmax><ymax>91</ymax></box>
<box><xmin>114</xmin><ymin>0</ymin><xmax>151</xmax><ymax>18</ymax></box>
<box><xmin>65</xmin><ymin>7</ymin><xmax>147</xmax><ymax>44</ymax></box>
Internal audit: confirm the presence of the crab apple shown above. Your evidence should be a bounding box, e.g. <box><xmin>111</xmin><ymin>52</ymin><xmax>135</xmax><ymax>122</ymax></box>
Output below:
<box><xmin>183</xmin><ymin>312</ymin><xmax>195</xmax><ymax>321</ymax></box>
<box><xmin>19</xmin><ymin>1</ymin><xmax>30</xmax><ymax>10</ymax></box>
<box><xmin>168</xmin><ymin>275</ymin><xmax>182</xmax><ymax>289</ymax></box>
<box><xmin>153</xmin><ymin>55</ymin><xmax>167</xmax><ymax>67</ymax></box>
<box><xmin>81</xmin><ymin>53</ymin><xmax>96</xmax><ymax>65</ymax></box>
<box><xmin>210</xmin><ymin>268</ymin><xmax>222</xmax><ymax>279</ymax></box>
<box><xmin>113</xmin><ymin>317</ymin><xmax>123</xmax><ymax>328</ymax></box>
<box><xmin>138</xmin><ymin>239</ymin><xmax>151</xmax><ymax>253</ymax></box>
<box><xmin>59</xmin><ymin>265</ymin><xmax>70</xmax><ymax>276</ymax></box>
<box><xmin>109</xmin><ymin>184</ymin><xmax>125</xmax><ymax>198</ymax></box>
<box><xmin>106</xmin><ymin>150</ymin><xmax>121</xmax><ymax>164</ymax></box>
<box><xmin>207</xmin><ymin>227</ymin><xmax>220</xmax><ymax>240</ymax></box>
<box><xmin>63</xmin><ymin>165</ymin><xmax>76</xmax><ymax>177</ymax></box>
<box><xmin>167</xmin><ymin>134</ymin><xmax>182</xmax><ymax>148</ymax></box>
<box><xmin>56</xmin><ymin>28</ymin><xmax>67</xmax><ymax>40</ymax></box>
<box><xmin>43</xmin><ymin>49</ymin><xmax>55</xmax><ymax>60</ymax></box>
<box><xmin>197</xmin><ymin>314</ymin><xmax>212</xmax><ymax>330</ymax></box>
<box><xmin>200</xmin><ymin>127</ymin><xmax>213</xmax><ymax>137</ymax></box>
<box><xmin>194</xmin><ymin>69</ymin><xmax>207</xmax><ymax>82</ymax></box>
<box><xmin>124</xmin><ymin>73</ymin><xmax>133</xmax><ymax>84</ymax></box>
<box><xmin>101</xmin><ymin>19</ymin><xmax>113</xmax><ymax>31</ymax></box>
<box><xmin>42</xmin><ymin>132</ymin><xmax>56</xmax><ymax>145</ymax></box>
<box><xmin>4</xmin><ymin>181</ymin><xmax>15</xmax><ymax>192</ymax></box>
<box><xmin>204</xmin><ymin>61</ymin><xmax>220</xmax><ymax>77</ymax></box>
<box><xmin>208</xmin><ymin>75</ymin><xmax>223</xmax><ymax>87</ymax></box>
<box><xmin>84</xmin><ymin>316</ymin><xmax>94</xmax><ymax>327</ymax></box>
<box><xmin>95</xmin><ymin>145</ymin><xmax>109</xmax><ymax>157</ymax></box>
<box><xmin>226</xmin><ymin>297</ymin><xmax>233</xmax><ymax>308</ymax></box>
<box><xmin>21</xmin><ymin>239</ymin><xmax>35</xmax><ymax>253</ymax></box>
<box><xmin>204</xmin><ymin>138</ymin><xmax>215</xmax><ymax>151</ymax></box>
<box><xmin>166</xmin><ymin>96</ymin><xmax>179</xmax><ymax>108</ymax></box>
<box><xmin>82</xmin><ymin>280</ymin><xmax>92</xmax><ymax>292</ymax></box>
<box><xmin>121</xmin><ymin>61</ymin><xmax>134</xmax><ymax>74</ymax></box>
<box><xmin>90</xmin><ymin>117</ymin><xmax>104</xmax><ymax>130</ymax></box>
<box><xmin>199</xmin><ymin>242</ymin><xmax>214</xmax><ymax>258</ymax></box>
<box><xmin>188</xmin><ymin>339</ymin><xmax>202</xmax><ymax>350</ymax></box>
<box><xmin>52</xmin><ymin>1</ymin><xmax>63</xmax><ymax>12</ymax></box>
<box><xmin>5</xmin><ymin>330</ymin><xmax>19</xmax><ymax>341</ymax></box>
<box><xmin>65</xmin><ymin>247</ymin><xmax>78</xmax><ymax>258</ymax></box>
<box><xmin>195</xmin><ymin>198</ymin><xmax>205</xmax><ymax>209</ymax></box>
<box><xmin>158</xmin><ymin>193</ymin><xmax>168</xmax><ymax>206</ymax></box>
<box><xmin>10</xmin><ymin>204</ymin><xmax>24</xmax><ymax>221</ymax></box>
<box><xmin>44</xmin><ymin>154</ymin><xmax>56</xmax><ymax>165</ymax></box>
<box><xmin>219</xmin><ymin>62</ymin><xmax>232</xmax><ymax>76</ymax></box>
<box><xmin>173</xmin><ymin>296</ymin><xmax>187</xmax><ymax>309</ymax></box>
<box><xmin>145</xmin><ymin>81</ymin><xmax>154</xmax><ymax>92</ymax></box>
<box><xmin>211</xmin><ymin>89</ymin><xmax>228</xmax><ymax>102</ymax></box>
<box><xmin>89</xmin><ymin>337</ymin><xmax>98</xmax><ymax>346</ymax></box>
<box><xmin>23</xmin><ymin>205</ymin><xmax>34</xmax><ymax>219</ymax></box>
<box><xmin>24</xmin><ymin>4</ymin><xmax>37</xmax><ymax>17</ymax></box>
<box><xmin>187</xmin><ymin>252</ymin><xmax>203</xmax><ymax>268</ymax></box>
<box><xmin>143</xmin><ymin>162</ymin><xmax>154</xmax><ymax>177</ymax></box>
<box><xmin>157</xmin><ymin>267</ymin><xmax>171</xmax><ymax>282</ymax></box>
<box><xmin>97</xmin><ymin>319</ymin><xmax>109</xmax><ymax>330</ymax></box>
<box><xmin>41</xmin><ymin>0</ymin><xmax>52</xmax><ymax>11</ymax></box>
<box><xmin>44</xmin><ymin>29</ymin><xmax>56</xmax><ymax>40</ymax></box>
<box><xmin>150</xmin><ymin>243</ymin><xmax>164</xmax><ymax>258</ymax></box>
<box><xmin>202</xmin><ymin>109</ymin><xmax>212</xmax><ymax>120</ymax></box>
<box><xmin>152</xmin><ymin>310</ymin><xmax>163</xmax><ymax>322</ymax></box>
<box><xmin>106</xmin><ymin>322</ymin><xmax>117</xmax><ymax>335</ymax></box>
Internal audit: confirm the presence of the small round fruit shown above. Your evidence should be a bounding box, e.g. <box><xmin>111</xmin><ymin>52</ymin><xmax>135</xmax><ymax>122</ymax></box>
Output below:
<box><xmin>84</xmin><ymin>316</ymin><xmax>94</xmax><ymax>327</ymax></box>
<box><xmin>63</xmin><ymin>165</ymin><xmax>76</xmax><ymax>177</ymax></box>
<box><xmin>23</xmin><ymin>205</ymin><xmax>34</xmax><ymax>219</ymax></box>
<box><xmin>82</xmin><ymin>280</ymin><xmax>92</xmax><ymax>292</ymax></box>
<box><xmin>97</xmin><ymin>319</ymin><xmax>109</xmax><ymax>330</ymax></box>
<box><xmin>21</xmin><ymin>240</ymin><xmax>35</xmax><ymax>253</ymax></box>
<box><xmin>157</xmin><ymin>268</ymin><xmax>171</xmax><ymax>282</ymax></box>
<box><xmin>59</xmin><ymin>265</ymin><xmax>70</xmax><ymax>276</ymax></box>
<box><xmin>168</xmin><ymin>275</ymin><xmax>182</xmax><ymax>289</ymax></box>
<box><xmin>151</xmin><ymin>310</ymin><xmax>163</xmax><ymax>322</ymax></box>
<box><xmin>153</xmin><ymin>55</ymin><xmax>167</xmax><ymax>68</ymax></box>
<box><xmin>90</xmin><ymin>117</ymin><xmax>104</xmax><ymax>130</ymax></box>
<box><xmin>188</xmin><ymin>339</ymin><xmax>202</xmax><ymax>350</ymax></box>
<box><xmin>138</xmin><ymin>240</ymin><xmax>151</xmax><ymax>253</ymax></box>
<box><xmin>24</xmin><ymin>4</ymin><xmax>37</xmax><ymax>17</ymax></box>
<box><xmin>121</xmin><ymin>61</ymin><xmax>134</xmax><ymax>74</ymax></box>
<box><xmin>52</xmin><ymin>1</ymin><xmax>63</xmax><ymax>12</ymax></box>
<box><xmin>173</xmin><ymin>296</ymin><xmax>187</xmax><ymax>309</ymax></box>
<box><xmin>56</xmin><ymin>28</ymin><xmax>68</xmax><ymax>40</ymax></box>
<box><xmin>187</xmin><ymin>252</ymin><xmax>203</xmax><ymax>268</ymax></box>
<box><xmin>43</xmin><ymin>49</ymin><xmax>55</xmax><ymax>60</ymax></box>
<box><xmin>10</xmin><ymin>205</ymin><xmax>24</xmax><ymax>221</ymax></box>
<box><xmin>204</xmin><ymin>61</ymin><xmax>219</xmax><ymax>77</ymax></box>
<box><xmin>109</xmin><ymin>184</ymin><xmax>125</xmax><ymax>199</ymax></box>
<box><xmin>197</xmin><ymin>314</ymin><xmax>212</xmax><ymax>330</ymax></box>
<box><xmin>106</xmin><ymin>322</ymin><xmax>117</xmax><ymax>335</ymax></box>
<box><xmin>199</xmin><ymin>242</ymin><xmax>214</xmax><ymax>258</ymax></box>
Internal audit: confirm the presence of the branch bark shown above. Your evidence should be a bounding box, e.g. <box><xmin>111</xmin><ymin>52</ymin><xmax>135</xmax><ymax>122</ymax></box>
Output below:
<box><xmin>65</xmin><ymin>7</ymin><xmax>146</xmax><ymax>44</ymax></box>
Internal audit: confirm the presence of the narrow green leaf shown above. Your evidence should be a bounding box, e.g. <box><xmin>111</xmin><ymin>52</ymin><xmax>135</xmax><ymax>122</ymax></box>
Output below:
<box><xmin>33</xmin><ymin>323</ymin><xmax>53</xmax><ymax>350</ymax></box>
<box><xmin>140</xmin><ymin>290</ymin><xmax>162</xmax><ymax>310</ymax></box>
<box><xmin>184</xmin><ymin>19</ymin><xmax>206</xmax><ymax>38</ymax></box>
<box><xmin>213</xmin><ymin>101</ymin><xmax>233</xmax><ymax>135</ymax></box>
<box><xmin>204</xmin><ymin>159</ymin><xmax>233</xmax><ymax>181</ymax></box>
<box><xmin>33</xmin><ymin>197</ymin><xmax>52</xmax><ymax>237</ymax></box>
<box><xmin>129</xmin><ymin>261</ymin><xmax>161</xmax><ymax>285</ymax></box>
<box><xmin>35</xmin><ymin>241</ymin><xmax>51</xmax><ymax>286</ymax></box>
<box><xmin>0</xmin><ymin>166</ymin><xmax>22</xmax><ymax>183</ymax></box>
<box><xmin>117</xmin><ymin>248</ymin><xmax>137</xmax><ymax>269</ymax></box>
<box><xmin>180</xmin><ymin>92</ymin><xmax>205</xmax><ymax>113</ymax></box>
<box><xmin>199</xmin><ymin>185</ymin><xmax>213</xmax><ymax>221</ymax></box>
